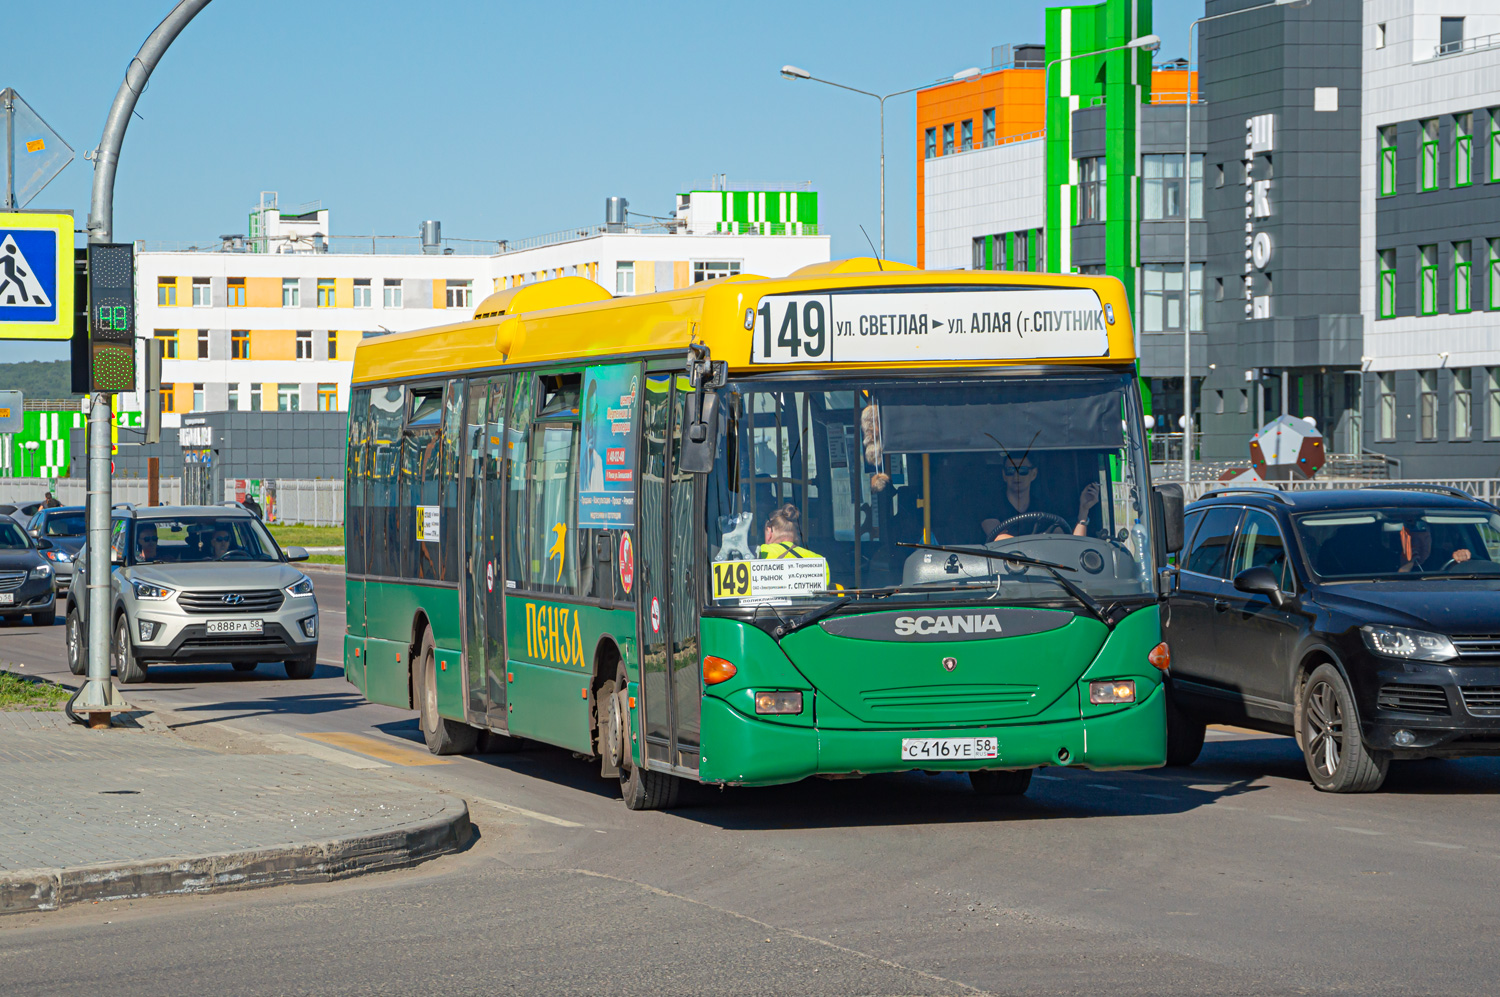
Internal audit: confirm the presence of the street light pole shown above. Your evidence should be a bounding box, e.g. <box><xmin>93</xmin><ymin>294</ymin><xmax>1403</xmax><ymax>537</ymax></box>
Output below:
<box><xmin>75</xmin><ymin>0</ymin><xmax>213</xmax><ymax>728</ymax></box>
<box><xmin>1041</xmin><ymin>34</ymin><xmax>1161</xmax><ymax>281</ymax></box>
<box><xmin>1182</xmin><ymin>0</ymin><xmax>1309</xmax><ymax>486</ymax></box>
<box><xmin>780</xmin><ymin>65</ymin><xmax>980</xmax><ymax>259</ymax></box>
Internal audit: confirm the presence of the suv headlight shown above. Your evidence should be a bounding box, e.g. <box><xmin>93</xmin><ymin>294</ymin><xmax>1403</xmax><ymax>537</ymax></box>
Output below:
<box><xmin>1361</xmin><ymin>625</ymin><xmax>1457</xmax><ymax>663</ymax></box>
<box><xmin>285</xmin><ymin>575</ymin><xmax>315</xmax><ymax>598</ymax></box>
<box><xmin>31</xmin><ymin>563</ymin><xmax>51</xmax><ymax>578</ymax></box>
<box><xmin>130</xmin><ymin>579</ymin><xmax>176</xmax><ymax>601</ymax></box>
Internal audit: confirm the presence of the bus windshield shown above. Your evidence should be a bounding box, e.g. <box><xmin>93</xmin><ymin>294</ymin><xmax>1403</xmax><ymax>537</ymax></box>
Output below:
<box><xmin>704</xmin><ymin>371</ymin><xmax>1154</xmax><ymax>609</ymax></box>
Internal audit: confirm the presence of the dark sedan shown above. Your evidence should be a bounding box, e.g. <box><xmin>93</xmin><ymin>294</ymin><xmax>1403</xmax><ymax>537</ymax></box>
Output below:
<box><xmin>0</xmin><ymin>519</ymin><xmax>57</xmax><ymax>625</ymax></box>
<box><xmin>27</xmin><ymin>505</ymin><xmax>84</xmax><ymax>594</ymax></box>
<box><xmin>1164</xmin><ymin>485</ymin><xmax>1500</xmax><ymax>793</ymax></box>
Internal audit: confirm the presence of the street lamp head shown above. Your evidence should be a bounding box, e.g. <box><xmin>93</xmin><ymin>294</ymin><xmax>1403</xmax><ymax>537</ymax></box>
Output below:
<box><xmin>780</xmin><ymin>65</ymin><xmax>811</xmax><ymax>80</ymax></box>
<box><xmin>1128</xmin><ymin>34</ymin><xmax>1162</xmax><ymax>53</ymax></box>
<box><xmin>952</xmin><ymin>67</ymin><xmax>982</xmax><ymax>82</ymax></box>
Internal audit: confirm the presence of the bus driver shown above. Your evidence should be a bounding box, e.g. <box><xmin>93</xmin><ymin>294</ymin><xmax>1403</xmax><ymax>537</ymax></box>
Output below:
<box><xmin>981</xmin><ymin>459</ymin><xmax>1100</xmax><ymax>541</ymax></box>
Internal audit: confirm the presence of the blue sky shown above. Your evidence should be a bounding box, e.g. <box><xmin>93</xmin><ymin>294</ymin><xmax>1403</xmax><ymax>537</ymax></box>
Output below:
<box><xmin>9</xmin><ymin>0</ymin><xmax>1205</xmax><ymax>362</ymax></box>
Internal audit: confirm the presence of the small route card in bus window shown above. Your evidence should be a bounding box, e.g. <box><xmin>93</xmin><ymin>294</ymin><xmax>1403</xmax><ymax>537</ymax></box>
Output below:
<box><xmin>712</xmin><ymin>557</ymin><xmax>828</xmax><ymax>601</ymax></box>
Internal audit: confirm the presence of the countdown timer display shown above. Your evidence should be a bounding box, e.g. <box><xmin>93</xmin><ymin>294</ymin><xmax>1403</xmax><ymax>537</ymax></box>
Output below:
<box><xmin>88</xmin><ymin>243</ymin><xmax>135</xmax><ymax>343</ymax></box>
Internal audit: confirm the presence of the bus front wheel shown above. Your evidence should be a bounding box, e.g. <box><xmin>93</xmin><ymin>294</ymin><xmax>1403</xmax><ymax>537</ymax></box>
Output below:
<box><xmin>417</xmin><ymin>630</ymin><xmax>477</xmax><ymax>756</ymax></box>
<box><xmin>970</xmin><ymin>769</ymin><xmax>1032</xmax><ymax>796</ymax></box>
<box><xmin>614</xmin><ymin>663</ymin><xmax>678</xmax><ymax>810</ymax></box>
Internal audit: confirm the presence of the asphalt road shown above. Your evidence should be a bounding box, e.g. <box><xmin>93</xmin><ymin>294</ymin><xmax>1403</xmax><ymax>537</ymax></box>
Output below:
<box><xmin>4</xmin><ymin>571</ymin><xmax>1500</xmax><ymax>995</ymax></box>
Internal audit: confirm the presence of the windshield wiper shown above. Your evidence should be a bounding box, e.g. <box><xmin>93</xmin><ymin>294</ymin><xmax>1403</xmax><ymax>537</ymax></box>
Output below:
<box><xmin>896</xmin><ymin>541</ymin><xmax>1110</xmax><ymax>626</ymax></box>
<box><xmin>773</xmin><ymin>597</ymin><xmax>851</xmax><ymax>639</ymax></box>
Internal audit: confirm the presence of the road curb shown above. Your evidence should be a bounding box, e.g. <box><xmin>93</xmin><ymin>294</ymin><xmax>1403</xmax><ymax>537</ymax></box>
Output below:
<box><xmin>1</xmin><ymin>797</ymin><xmax>471</xmax><ymax>915</ymax></box>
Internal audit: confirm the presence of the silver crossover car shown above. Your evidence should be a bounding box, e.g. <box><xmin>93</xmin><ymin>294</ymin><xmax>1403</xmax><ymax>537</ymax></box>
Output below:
<box><xmin>65</xmin><ymin>505</ymin><xmax>319</xmax><ymax>683</ymax></box>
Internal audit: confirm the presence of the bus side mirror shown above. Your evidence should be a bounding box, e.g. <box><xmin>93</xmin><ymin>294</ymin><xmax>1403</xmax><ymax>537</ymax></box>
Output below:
<box><xmin>679</xmin><ymin>390</ymin><xmax>720</xmax><ymax>474</ymax></box>
<box><xmin>1153</xmin><ymin>483</ymin><xmax>1185</xmax><ymax>554</ymax></box>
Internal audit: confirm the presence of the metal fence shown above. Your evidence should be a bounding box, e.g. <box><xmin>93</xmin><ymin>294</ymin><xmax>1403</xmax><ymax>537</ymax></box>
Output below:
<box><xmin>0</xmin><ymin>477</ymin><xmax>340</xmax><ymax>526</ymax></box>
<box><xmin>0</xmin><ymin>477</ymin><xmax>183</xmax><ymax>507</ymax></box>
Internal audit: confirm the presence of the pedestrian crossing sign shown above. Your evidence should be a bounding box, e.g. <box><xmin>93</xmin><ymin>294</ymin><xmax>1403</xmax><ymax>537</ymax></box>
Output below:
<box><xmin>0</xmin><ymin>211</ymin><xmax>74</xmax><ymax>340</ymax></box>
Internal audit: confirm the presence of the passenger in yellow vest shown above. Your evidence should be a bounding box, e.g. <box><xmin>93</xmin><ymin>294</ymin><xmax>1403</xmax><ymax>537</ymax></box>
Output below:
<box><xmin>757</xmin><ymin>504</ymin><xmax>830</xmax><ymax>586</ymax></box>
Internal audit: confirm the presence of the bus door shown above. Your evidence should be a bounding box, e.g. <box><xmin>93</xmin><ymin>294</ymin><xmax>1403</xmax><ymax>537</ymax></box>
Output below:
<box><xmin>462</xmin><ymin>374</ymin><xmax>512</xmax><ymax>726</ymax></box>
<box><xmin>637</xmin><ymin>372</ymin><xmax>702</xmax><ymax>772</ymax></box>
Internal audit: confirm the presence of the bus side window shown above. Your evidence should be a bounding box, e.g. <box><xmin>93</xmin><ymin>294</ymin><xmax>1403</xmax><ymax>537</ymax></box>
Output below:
<box><xmin>439</xmin><ymin>379</ymin><xmax>464</xmax><ymax>583</ymax></box>
<box><xmin>523</xmin><ymin>422</ymin><xmax>580</xmax><ymax>594</ymax></box>
<box><xmin>368</xmin><ymin>385</ymin><xmax>406</xmax><ymax>579</ymax></box>
<box><xmin>346</xmin><ymin>389</ymin><xmax>370</xmax><ymax>577</ymax></box>
<box><xmin>505</xmin><ymin>376</ymin><xmax>536</xmax><ymax>589</ymax></box>
<box><xmin>402</xmin><ymin>383</ymin><xmax>445</xmax><ymax>581</ymax></box>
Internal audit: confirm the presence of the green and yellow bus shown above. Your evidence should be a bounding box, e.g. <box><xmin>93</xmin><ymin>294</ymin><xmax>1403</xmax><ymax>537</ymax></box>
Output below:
<box><xmin>343</xmin><ymin>259</ymin><xmax>1184</xmax><ymax>809</ymax></box>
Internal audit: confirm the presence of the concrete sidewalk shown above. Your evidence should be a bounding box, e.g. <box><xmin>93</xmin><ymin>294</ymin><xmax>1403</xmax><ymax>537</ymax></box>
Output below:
<box><xmin>0</xmin><ymin>710</ymin><xmax>470</xmax><ymax>915</ymax></box>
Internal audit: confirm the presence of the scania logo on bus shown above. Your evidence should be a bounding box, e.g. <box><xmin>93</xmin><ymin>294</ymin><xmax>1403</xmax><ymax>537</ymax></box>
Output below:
<box><xmin>894</xmin><ymin>613</ymin><xmax>1003</xmax><ymax>637</ymax></box>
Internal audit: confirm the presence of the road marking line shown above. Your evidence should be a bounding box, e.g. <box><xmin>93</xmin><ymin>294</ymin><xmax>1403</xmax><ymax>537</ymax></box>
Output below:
<box><xmin>262</xmin><ymin>733</ymin><xmax>388</xmax><ymax>770</ymax></box>
<box><xmin>1416</xmin><ymin>841</ymin><xmax>1464</xmax><ymax>850</ymax></box>
<box><xmin>469</xmin><ymin>795</ymin><xmax>584</xmax><ymax>828</ymax></box>
<box><xmin>1086</xmin><ymin>783</ymin><xmax>1121</xmax><ymax>791</ymax></box>
<box><xmin>300</xmin><ymin>731</ymin><xmax>451</xmax><ymax>766</ymax></box>
<box><xmin>1140</xmin><ymin>793</ymin><xmax>1177</xmax><ymax>801</ymax></box>
<box><xmin>1335</xmin><ymin>827</ymin><xmax>1385</xmax><ymax>836</ymax></box>
<box><xmin>1267</xmin><ymin>815</ymin><xmax>1307</xmax><ymax>822</ymax></box>
<box><xmin>1032</xmin><ymin>773</ymin><xmax>1061</xmax><ymax>781</ymax></box>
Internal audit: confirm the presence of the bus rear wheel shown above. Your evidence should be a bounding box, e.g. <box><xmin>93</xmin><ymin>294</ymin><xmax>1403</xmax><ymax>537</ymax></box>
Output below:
<box><xmin>970</xmin><ymin>769</ymin><xmax>1033</xmax><ymax>796</ymax></box>
<box><xmin>417</xmin><ymin>630</ymin><xmax>477</xmax><ymax>756</ymax></box>
<box><xmin>613</xmin><ymin>663</ymin><xmax>678</xmax><ymax>810</ymax></box>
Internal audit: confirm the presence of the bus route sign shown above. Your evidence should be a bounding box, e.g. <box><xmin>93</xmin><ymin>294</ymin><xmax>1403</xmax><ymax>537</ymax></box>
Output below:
<box><xmin>0</xmin><ymin>211</ymin><xmax>73</xmax><ymax>341</ymax></box>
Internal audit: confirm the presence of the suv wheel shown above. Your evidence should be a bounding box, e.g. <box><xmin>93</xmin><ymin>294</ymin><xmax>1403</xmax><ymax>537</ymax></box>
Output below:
<box><xmin>31</xmin><ymin>607</ymin><xmax>55</xmax><ymax>627</ymax></box>
<box><xmin>113</xmin><ymin>615</ymin><xmax>148</xmax><ymax>684</ymax></box>
<box><xmin>1165</xmin><ymin>685</ymin><xmax>1206</xmax><ymax>767</ymax></box>
<box><xmin>66</xmin><ymin>608</ymin><xmax>86</xmax><ymax>675</ymax></box>
<box><xmin>283</xmin><ymin>656</ymin><xmax>316</xmax><ymax>680</ymax></box>
<box><xmin>1300</xmin><ymin>663</ymin><xmax>1387</xmax><ymax>793</ymax></box>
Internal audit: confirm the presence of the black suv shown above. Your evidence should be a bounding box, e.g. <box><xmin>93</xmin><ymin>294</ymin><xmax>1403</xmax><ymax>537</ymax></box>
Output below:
<box><xmin>1164</xmin><ymin>485</ymin><xmax>1500</xmax><ymax>792</ymax></box>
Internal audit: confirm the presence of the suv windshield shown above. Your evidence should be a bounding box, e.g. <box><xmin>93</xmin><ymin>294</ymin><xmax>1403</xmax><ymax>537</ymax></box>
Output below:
<box><xmin>1294</xmin><ymin>506</ymin><xmax>1500</xmax><ymax>579</ymax></box>
<box><xmin>41</xmin><ymin>512</ymin><xmax>85</xmax><ymax>537</ymax></box>
<box><xmin>704</xmin><ymin>371</ymin><xmax>1154</xmax><ymax>608</ymax></box>
<box><xmin>128</xmin><ymin>516</ymin><xmax>281</xmax><ymax>565</ymax></box>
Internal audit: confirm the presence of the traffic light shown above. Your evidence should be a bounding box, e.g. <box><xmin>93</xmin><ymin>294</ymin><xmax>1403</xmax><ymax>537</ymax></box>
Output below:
<box><xmin>86</xmin><ymin>243</ymin><xmax>135</xmax><ymax>392</ymax></box>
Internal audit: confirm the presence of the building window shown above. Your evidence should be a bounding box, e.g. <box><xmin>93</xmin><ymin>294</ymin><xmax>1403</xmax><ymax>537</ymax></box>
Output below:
<box><xmin>1077</xmin><ymin>157</ymin><xmax>1107</xmax><ymax>223</ymax></box>
<box><xmin>154</xmin><ymin>329</ymin><xmax>178</xmax><ymax>359</ymax></box>
<box><xmin>445</xmin><ymin>280</ymin><xmax>472</xmax><ymax>309</ymax></box>
<box><xmin>193</xmin><ymin>383</ymin><xmax>205</xmax><ymax>412</ymax></box>
<box><xmin>1420</xmin><ymin>120</ymin><xmax>1439</xmax><ymax>191</ymax></box>
<box><xmin>1419</xmin><ymin>245</ymin><xmax>1438</xmax><ymax>315</ymax></box>
<box><xmin>1141</xmin><ymin>263</ymin><xmax>1203</xmax><ymax>333</ymax></box>
<box><xmin>1491</xmin><ymin>110</ymin><xmax>1500</xmax><ymax>183</ymax></box>
<box><xmin>328</xmin><ymin>331</ymin><xmax>338</xmax><ymax>360</ymax></box>
<box><xmin>383</xmin><ymin>278</ymin><xmax>403</xmax><ymax>308</ymax></box>
<box><xmin>316</xmin><ymin>278</ymin><xmax>335</xmax><ymax>307</ymax></box>
<box><xmin>278</xmin><ymin>385</ymin><xmax>300</xmax><ymax>412</ymax></box>
<box><xmin>352</xmin><ymin>278</ymin><xmax>371</xmax><ymax>307</ymax></box>
<box><xmin>282</xmin><ymin>278</ymin><xmax>300</xmax><ymax>307</ymax></box>
<box><xmin>1418</xmin><ymin>370</ymin><xmax>1439</xmax><ymax>440</ymax></box>
<box><xmin>227</xmin><ymin>278</ymin><xmax>246</xmax><ymax>307</ymax></box>
<box><xmin>1453</xmin><ymin>368</ymin><xmax>1472</xmax><ymax>440</ymax></box>
<box><xmin>972</xmin><ymin>235</ymin><xmax>1006</xmax><ymax>271</ymax></box>
<box><xmin>615</xmin><ymin>261</ymin><xmax>635</xmax><ymax>295</ymax></box>
<box><xmin>1455</xmin><ymin>112</ymin><xmax>1474</xmax><ymax>187</ymax></box>
<box><xmin>156</xmin><ymin>278</ymin><xmax>177</xmax><ymax>306</ymax></box>
<box><xmin>1014</xmin><ymin>230</ymin><xmax>1029</xmax><ymax>271</ymax></box>
<box><xmin>1455</xmin><ymin>241</ymin><xmax>1473</xmax><ymax>313</ymax></box>
<box><xmin>942</xmin><ymin>123</ymin><xmax>954</xmax><ymax>155</ymax></box>
<box><xmin>191</xmin><ymin>277</ymin><xmax>210</xmax><ymax>307</ymax></box>
<box><xmin>1489</xmin><ymin>369</ymin><xmax>1500</xmax><ymax>438</ymax></box>
<box><xmin>982</xmin><ymin>108</ymin><xmax>995</xmax><ymax>147</ymax></box>
<box><xmin>1440</xmin><ymin>17</ymin><xmax>1464</xmax><ymax>55</ymax></box>
<box><xmin>1376</xmin><ymin>22</ymin><xmax>1386</xmax><ymax>49</ymax></box>
<box><xmin>960</xmin><ymin>119</ymin><xmax>973</xmax><ymax>151</ymax></box>
<box><xmin>228</xmin><ymin>384</ymin><xmax>239</xmax><ymax>411</ymax></box>
<box><xmin>924</xmin><ymin>127</ymin><xmax>936</xmax><ymax>160</ymax></box>
<box><xmin>1378</xmin><ymin>372</ymin><xmax>1396</xmax><ymax>441</ymax></box>
<box><xmin>317</xmin><ymin>383</ymin><xmax>338</xmax><ymax>411</ymax></box>
<box><xmin>693</xmin><ymin>260</ymin><xmax>741</xmax><ymax>283</ymax></box>
<box><xmin>1491</xmin><ymin>239</ymin><xmax>1500</xmax><ymax>310</ymax></box>
<box><xmin>161</xmin><ymin>384</ymin><xmax>175</xmax><ymax>413</ymax></box>
<box><xmin>196</xmin><ymin>329</ymin><xmax>209</xmax><ymax>359</ymax></box>
<box><xmin>1142</xmin><ymin>154</ymin><xmax>1203</xmax><ymax>220</ymax></box>
<box><xmin>231</xmin><ymin>329</ymin><xmax>250</xmax><ymax>360</ymax></box>
<box><xmin>1378</xmin><ymin>127</ymin><xmax>1397</xmax><ymax>196</ymax></box>
<box><xmin>296</xmin><ymin>330</ymin><xmax>312</xmax><ymax>359</ymax></box>
<box><xmin>251</xmin><ymin>383</ymin><xmax>262</xmax><ymax>411</ymax></box>
<box><xmin>1377</xmin><ymin>250</ymin><xmax>1396</xmax><ymax>319</ymax></box>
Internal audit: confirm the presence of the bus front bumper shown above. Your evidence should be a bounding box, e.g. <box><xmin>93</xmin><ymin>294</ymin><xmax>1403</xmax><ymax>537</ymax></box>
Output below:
<box><xmin>697</xmin><ymin>684</ymin><xmax>1166</xmax><ymax>788</ymax></box>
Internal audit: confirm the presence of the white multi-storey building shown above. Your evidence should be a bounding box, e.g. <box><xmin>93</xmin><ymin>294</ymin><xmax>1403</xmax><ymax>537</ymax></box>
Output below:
<box><xmin>131</xmin><ymin>186</ymin><xmax>828</xmax><ymax>426</ymax></box>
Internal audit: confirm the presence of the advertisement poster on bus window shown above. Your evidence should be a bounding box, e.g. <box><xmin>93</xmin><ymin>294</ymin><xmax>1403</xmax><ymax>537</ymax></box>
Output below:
<box><xmin>579</xmin><ymin>363</ymin><xmax>641</xmax><ymax>528</ymax></box>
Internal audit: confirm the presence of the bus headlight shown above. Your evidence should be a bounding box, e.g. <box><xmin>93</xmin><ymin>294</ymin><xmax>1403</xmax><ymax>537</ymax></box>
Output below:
<box><xmin>755</xmin><ymin>691</ymin><xmax>803</xmax><ymax>715</ymax></box>
<box><xmin>1089</xmin><ymin>680</ymin><xmax>1136</xmax><ymax>705</ymax></box>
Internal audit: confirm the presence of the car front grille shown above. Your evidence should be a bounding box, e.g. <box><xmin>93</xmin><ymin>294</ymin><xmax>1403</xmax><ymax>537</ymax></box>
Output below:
<box><xmin>178</xmin><ymin>633</ymin><xmax>290</xmax><ymax>650</ymax></box>
<box><xmin>1459</xmin><ymin>686</ymin><xmax>1500</xmax><ymax>715</ymax></box>
<box><xmin>0</xmin><ymin>570</ymin><xmax>26</xmax><ymax>593</ymax></box>
<box><xmin>1452</xmin><ymin>635</ymin><xmax>1500</xmax><ymax>658</ymax></box>
<box><xmin>1376</xmin><ymin>683</ymin><xmax>1450</xmax><ymax>715</ymax></box>
<box><xmin>177</xmin><ymin>589</ymin><xmax>284</xmax><ymax>615</ymax></box>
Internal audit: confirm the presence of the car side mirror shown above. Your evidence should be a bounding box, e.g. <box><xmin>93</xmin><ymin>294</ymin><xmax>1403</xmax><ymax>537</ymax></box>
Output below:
<box><xmin>1152</xmin><ymin>483</ymin><xmax>1185</xmax><ymax>554</ymax></box>
<box><xmin>285</xmin><ymin>545</ymin><xmax>310</xmax><ymax>563</ymax></box>
<box><xmin>34</xmin><ymin>537</ymin><xmax>53</xmax><ymax>551</ymax></box>
<box><xmin>1234</xmin><ymin>565</ymin><xmax>1286</xmax><ymax>608</ymax></box>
